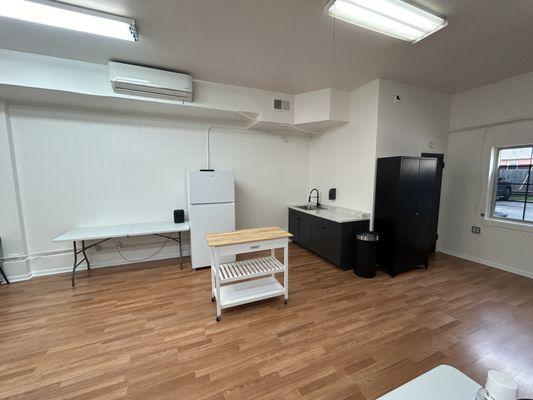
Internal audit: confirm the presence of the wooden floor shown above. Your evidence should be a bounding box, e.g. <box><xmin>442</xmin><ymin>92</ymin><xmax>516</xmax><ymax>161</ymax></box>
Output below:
<box><xmin>1</xmin><ymin>244</ymin><xmax>533</xmax><ymax>400</ymax></box>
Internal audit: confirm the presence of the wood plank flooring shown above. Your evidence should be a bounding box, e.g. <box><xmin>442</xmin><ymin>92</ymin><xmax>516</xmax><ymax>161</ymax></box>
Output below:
<box><xmin>1</xmin><ymin>244</ymin><xmax>532</xmax><ymax>399</ymax></box>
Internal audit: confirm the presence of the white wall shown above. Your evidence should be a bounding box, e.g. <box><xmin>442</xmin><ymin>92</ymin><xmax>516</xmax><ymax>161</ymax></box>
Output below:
<box><xmin>450</xmin><ymin>70</ymin><xmax>533</xmax><ymax>131</ymax></box>
<box><xmin>2</xmin><ymin>104</ymin><xmax>309</xmax><ymax>280</ymax></box>
<box><xmin>309</xmin><ymin>80</ymin><xmax>379</xmax><ymax>212</ymax></box>
<box><xmin>308</xmin><ymin>79</ymin><xmax>451</xmax><ymax>217</ymax></box>
<box><xmin>440</xmin><ymin>72</ymin><xmax>533</xmax><ymax>278</ymax></box>
<box><xmin>376</xmin><ymin>79</ymin><xmax>451</xmax><ymax>158</ymax></box>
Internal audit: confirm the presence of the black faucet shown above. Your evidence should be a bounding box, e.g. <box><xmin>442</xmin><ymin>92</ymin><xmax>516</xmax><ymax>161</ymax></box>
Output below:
<box><xmin>308</xmin><ymin>188</ymin><xmax>320</xmax><ymax>208</ymax></box>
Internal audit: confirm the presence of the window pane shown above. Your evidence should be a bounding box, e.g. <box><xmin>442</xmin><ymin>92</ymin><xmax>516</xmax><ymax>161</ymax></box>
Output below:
<box><xmin>494</xmin><ymin>198</ymin><xmax>524</xmax><ymax>220</ymax></box>
<box><xmin>494</xmin><ymin>146</ymin><xmax>533</xmax><ymax>222</ymax></box>
<box><xmin>526</xmin><ymin>203</ymin><xmax>533</xmax><ymax>222</ymax></box>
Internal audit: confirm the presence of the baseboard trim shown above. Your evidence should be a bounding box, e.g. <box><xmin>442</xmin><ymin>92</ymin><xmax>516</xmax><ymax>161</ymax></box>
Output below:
<box><xmin>2</xmin><ymin>273</ymin><xmax>32</xmax><ymax>283</ymax></box>
<box><xmin>6</xmin><ymin>251</ymin><xmax>190</xmax><ymax>282</ymax></box>
<box><xmin>439</xmin><ymin>248</ymin><xmax>533</xmax><ymax>279</ymax></box>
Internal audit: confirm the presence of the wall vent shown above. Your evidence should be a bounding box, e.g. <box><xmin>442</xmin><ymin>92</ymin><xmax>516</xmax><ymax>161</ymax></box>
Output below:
<box><xmin>273</xmin><ymin>99</ymin><xmax>291</xmax><ymax>111</ymax></box>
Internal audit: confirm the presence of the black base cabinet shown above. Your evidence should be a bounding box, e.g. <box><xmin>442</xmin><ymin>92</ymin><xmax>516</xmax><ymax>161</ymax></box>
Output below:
<box><xmin>288</xmin><ymin>208</ymin><xmax>369</xmax><ymax>270</ymax></box>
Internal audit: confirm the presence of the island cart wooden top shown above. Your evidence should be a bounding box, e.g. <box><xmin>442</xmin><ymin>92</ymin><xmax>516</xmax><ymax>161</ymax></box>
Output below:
<box><xmin>205</xmin><ymin>226</ymin><xmax>292</xmax><ymax>247</ymax></box>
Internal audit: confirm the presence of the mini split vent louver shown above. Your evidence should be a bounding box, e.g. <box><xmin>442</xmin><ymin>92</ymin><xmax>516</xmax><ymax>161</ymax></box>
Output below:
<box><xmin>273</xmin><ymin>99</ymin><xmax>291</xmax><ymax>111</ymax></box>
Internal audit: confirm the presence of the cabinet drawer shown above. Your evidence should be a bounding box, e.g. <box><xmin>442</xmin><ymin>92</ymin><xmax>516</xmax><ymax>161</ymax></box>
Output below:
<box><xmin>217</xmin><ymin>238</ymin><xmax>289</xmax><ymax>257</ymax></box>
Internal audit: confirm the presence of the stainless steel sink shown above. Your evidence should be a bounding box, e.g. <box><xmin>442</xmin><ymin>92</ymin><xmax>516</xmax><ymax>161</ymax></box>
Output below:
<box><xmin>294</xmin><ymin>205</ymin><xmax>321</xmax><ymax>211</ymax></box>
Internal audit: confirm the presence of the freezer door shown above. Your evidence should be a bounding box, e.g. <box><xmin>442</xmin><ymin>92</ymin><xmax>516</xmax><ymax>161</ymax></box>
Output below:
<box><xmin>188</xmin><ymin>171</ymin><xmax>235</xmax><ymax>205</ymax></box>
<box><xmin>189</xmin><ymin>203</ymin><xmax>236</xmax><ymax>269</ymax></box>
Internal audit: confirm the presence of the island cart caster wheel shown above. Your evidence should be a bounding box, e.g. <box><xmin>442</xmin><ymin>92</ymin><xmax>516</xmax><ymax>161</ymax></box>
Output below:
<box><xmin>284</xmin><ymin>299</ymin><xmax>288</xmax><ymax>305</ymax></box>
<box><xmin>216</xmin><ymin>316</ymin><xmax>221</xmax><ymax>322</ymax></box>
<box><xmin>211</xmin><ymin>296</ymin><xmax>215</xmax><ymax>302</ymax></box>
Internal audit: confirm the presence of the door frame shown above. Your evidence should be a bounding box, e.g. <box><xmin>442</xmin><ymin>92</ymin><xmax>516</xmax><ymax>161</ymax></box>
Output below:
<box><xmin>421</xmin><ymin>152</ymin><xmax>445</xmax><ymax>252</ymax></box>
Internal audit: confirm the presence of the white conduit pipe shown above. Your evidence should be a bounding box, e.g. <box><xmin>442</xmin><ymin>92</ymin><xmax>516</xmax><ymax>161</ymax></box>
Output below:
<box><xmin>448</xmin><ymin>116</ymin><xmax>533</xmax><ymax>134</ymax></box>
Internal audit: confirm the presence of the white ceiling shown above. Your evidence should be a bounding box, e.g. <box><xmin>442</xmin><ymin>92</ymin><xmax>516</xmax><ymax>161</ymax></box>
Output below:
<box><xmin>1</xmin><ymin>0</ymin><xmax>533</xmax><ymax>94</ymax></box>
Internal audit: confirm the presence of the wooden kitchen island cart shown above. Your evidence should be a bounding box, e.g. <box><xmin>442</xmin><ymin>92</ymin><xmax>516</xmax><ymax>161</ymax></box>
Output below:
<box><xmin>206</xmin><ymin>226</ymin><xmax>292</xmax><ymax>321</ymax></box>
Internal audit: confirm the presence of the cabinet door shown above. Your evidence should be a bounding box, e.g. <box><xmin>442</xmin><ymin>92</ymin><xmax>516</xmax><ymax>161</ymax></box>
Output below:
<box><xmin>414</xmin><ymin>158</ymin><xmax>438</xmax><ymax>262</ymax></box>
<box><xmin>321</xmin><ymin>223</ymin><xmax>341</xmax><ymax>265</ymax></box>
<box><xmin>396</xmin><ymin>157</ymin><xmax>421</xmax><ymax>269</ymax></box>
<box><xmin>288</xmin><ymin>210</ymin><xmax>300</xmax><ymax>243</ymax></box>
<box><xmin>311</xmin><ymin>218</ymin><xmax>341</xmax><ymax>264</ymax></box>
<box><xmin>309</xmin><ymin>218</ymin><xmax>322</xmax><ymax>254</ymax></box>
<box><xmin>299</xmin><ymin>213</ymin><xmax>313</xmax><ymax>249</ymax></box>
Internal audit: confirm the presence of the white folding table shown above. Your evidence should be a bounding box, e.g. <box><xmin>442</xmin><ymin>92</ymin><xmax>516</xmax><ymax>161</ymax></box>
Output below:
<box><xmin>377</xmin><ymin>365</ymin><xmax>481</xmax><ymax>400</ymax></box>
<box><xmin>54</xmin><ymin>221</ymin><xmax>190</xmax><ymax>286</ymax></box>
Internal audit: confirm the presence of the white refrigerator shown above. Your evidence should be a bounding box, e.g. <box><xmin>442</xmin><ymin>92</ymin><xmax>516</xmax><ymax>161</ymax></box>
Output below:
<box><xmin>187</xmin><ymin>171</ymin><xmax>235</xmax><ymax>269</ymax></box>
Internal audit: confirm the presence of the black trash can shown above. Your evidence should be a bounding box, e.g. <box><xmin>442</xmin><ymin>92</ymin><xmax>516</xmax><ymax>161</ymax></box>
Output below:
<box><xmin>354</xmin><ymin>232</ymin><xmax>379</xmax><ymax>278</ymax></box>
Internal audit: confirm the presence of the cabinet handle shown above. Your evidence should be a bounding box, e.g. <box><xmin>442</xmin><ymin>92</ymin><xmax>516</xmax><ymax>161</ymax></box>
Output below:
<box><xmin>250</xmin><ymin>245</ymin><xmax>260</xmax><ymax>249</ymax></box>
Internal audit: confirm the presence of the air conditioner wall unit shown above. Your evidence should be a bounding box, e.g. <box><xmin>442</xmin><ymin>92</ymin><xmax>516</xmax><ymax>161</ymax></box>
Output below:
<box><xmin>108</xmin><ymin>62</ymin><xmax>193</xmax><ymax>102</ymax></box>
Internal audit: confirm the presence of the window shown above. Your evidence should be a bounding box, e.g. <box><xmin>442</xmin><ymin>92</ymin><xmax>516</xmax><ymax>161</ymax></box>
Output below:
<box><xmin>491</xmin><ymin>145</ymin><xmax>533</xmax><ymax>223</ymax></box>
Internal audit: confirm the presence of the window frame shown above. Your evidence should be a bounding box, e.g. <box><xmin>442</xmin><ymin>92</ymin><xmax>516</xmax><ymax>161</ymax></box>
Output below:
<box><xmin>486</xmin><ymin>144</ymin><xmax>533</xmax><ymax>227</ymax></box>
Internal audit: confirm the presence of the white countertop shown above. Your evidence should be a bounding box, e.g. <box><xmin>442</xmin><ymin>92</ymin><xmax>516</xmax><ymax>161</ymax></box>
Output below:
<box><xmin>289</xmin><ymin>205</ymin><xmax>370</xmax><ymax>223</ymax></box>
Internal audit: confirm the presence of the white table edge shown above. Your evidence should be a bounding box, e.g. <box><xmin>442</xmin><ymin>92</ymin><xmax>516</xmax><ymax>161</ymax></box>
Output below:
<box><xmin>53</xmin><ymin>221</ymin><xmax>190</xmax><ymax>242</ymax></box>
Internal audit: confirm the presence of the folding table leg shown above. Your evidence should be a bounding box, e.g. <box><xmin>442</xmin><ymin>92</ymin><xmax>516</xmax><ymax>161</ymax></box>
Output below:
<box><xmin>179</xmin><ymin>231</ymin><xmax>183</xmax><ymax>269</ymax></box>
<box><xmin>0</xmin><ymin>264</ymin><xmax>9</xmax><ymax>284</ymax></box>
<box><xmin>82</xmin><ymin>240</ymin><xmax>90</xmax><ymax>270</ymax></box>
<box><xmin>152</xmin><ymin>233</ymin><xmax>183</xmax><ymax>269</ymax></box>
<box><xmin>71</xmin><ymin>241</ymin><xmax>77</xmax><ymax>287</ymax></box>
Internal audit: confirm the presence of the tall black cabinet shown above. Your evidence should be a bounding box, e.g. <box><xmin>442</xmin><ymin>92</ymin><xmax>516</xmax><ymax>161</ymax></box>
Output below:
<box><xmin>374</xmin><ymin>156</ymin><xmax>438</xmax><ymax>276</ymax></box>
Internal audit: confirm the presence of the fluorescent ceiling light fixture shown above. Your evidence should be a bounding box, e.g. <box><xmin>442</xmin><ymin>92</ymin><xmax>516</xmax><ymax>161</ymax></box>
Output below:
<box><xmin>0</xmin><ymin>0</ymin><xmax>138</xmax><ymax>41</ymax></box>
<box><xmin>324</xmin><ymin>0</ymin><xmax>447</xmax><ymax>43</ymax></box>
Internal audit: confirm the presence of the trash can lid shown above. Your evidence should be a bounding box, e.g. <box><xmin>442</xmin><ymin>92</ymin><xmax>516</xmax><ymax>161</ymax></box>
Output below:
<box><xmin>356</xmin><ymin>232</ymin><xmax>379</xmax><ymax>241</ymax></box>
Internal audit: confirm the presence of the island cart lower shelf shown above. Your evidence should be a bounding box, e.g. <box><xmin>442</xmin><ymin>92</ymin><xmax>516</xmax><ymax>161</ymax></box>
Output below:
<box><xmin>206</xmin><ymin>226</ymin><xmax>292</xmax><ymax>321</ymax></box>
<box><xmin>216</xmin><ymin>277</ymin><xmax>285</xmax><ymax>309</ymax></box>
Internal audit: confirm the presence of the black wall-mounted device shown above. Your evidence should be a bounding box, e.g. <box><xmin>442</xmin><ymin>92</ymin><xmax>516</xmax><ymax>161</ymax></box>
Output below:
<box><xmin>329</xmin><ymin>188</ymin><xmax>336</xmax><ymax>201</ymax></box>
<box><xmin>173</xmin><ymin>209</ymin><xmax>185</xmax><ymax>223</ymax></box>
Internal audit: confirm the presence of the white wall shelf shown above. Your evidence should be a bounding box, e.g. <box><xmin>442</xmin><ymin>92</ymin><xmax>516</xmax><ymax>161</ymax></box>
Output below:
<box><xmin>1</xmin><ymin>84</ymin><xmax>338</xmax><ymax>136</ymax></box>
<box><xmin>246</xmin><ymin>118</ymin><xmax>345</xmax><ymax>137</ymax></box>
<box><xmin>0</xmin><ymin>84</ymin><xmax>255</xmax><ymax>126</ymax></box>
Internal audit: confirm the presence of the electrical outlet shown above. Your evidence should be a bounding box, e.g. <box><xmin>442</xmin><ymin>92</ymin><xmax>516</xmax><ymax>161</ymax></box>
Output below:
<box><xmin>471</xmin><ymin>226</ymin><xmax>481</xmax><ymax>234</ymax></box>
<box><xmin>95</xmin><ymin>244</ymin><xmax>101</xmax><ymax>252</ymax></box>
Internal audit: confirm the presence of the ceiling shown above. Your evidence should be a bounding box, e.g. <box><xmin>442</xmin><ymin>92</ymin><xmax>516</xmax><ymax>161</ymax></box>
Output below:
<box><xmin>1</xmin><ymin>0</ymin><xmax>533</xmax><ymax>94</ymax></box>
